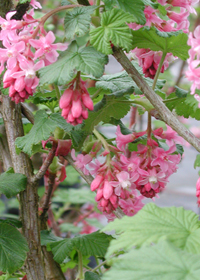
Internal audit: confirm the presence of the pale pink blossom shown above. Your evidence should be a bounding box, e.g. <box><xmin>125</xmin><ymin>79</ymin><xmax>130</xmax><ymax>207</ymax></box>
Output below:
<box><xmin>168</xmin><ymin>0</ymin><xmax>199</xmax><ymax>14</ymax></box>
<box><xmin>111</xmin><ymin>171</ymin><xmax>138</xmax><ymax>196</ymax></box>
<box><xmin>71</xmin><ymin>149</ymin><xmax>92</xmax><ymax>175</ymax></box>
<box><xmin>29</xmin><ymin>31</ymin><xmax>68</xmax><ymax>65</ymax></box>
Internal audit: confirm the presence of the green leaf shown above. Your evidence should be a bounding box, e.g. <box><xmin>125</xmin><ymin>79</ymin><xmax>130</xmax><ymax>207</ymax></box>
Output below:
<box><xmin>15</xmin><ymin>110</ymin><xmax>72</xmax><ymax>156</ymax></box>
<box><xmin>0</xmin><ymin>223</ymin><xmax>28</xmax><ymax>273</ymax></box>
<box><xmin>85</xmin><ymin>271</ymin><xmax>101</xmax><ymax>280</ymax></box>
<box><xmin>0</xmin><ymin>218</ymin><xmax>22</xmax><ymax>228</ymax></box>
<box><xmin>64</xmin><ymin>6</ymin><xmax>96</xmax><ymax>40</ymax></box>
<box><xmin>103</xmin><ymin>203</ymin><xmax>200</xmax><ymax>257</ymax></box>
<box><xmin>115</xmin><ymin>0</ymin><xmax>146</xmax><ymax>24</ymax></box>
<box><xmin>47</xmin><ymin>231</ymin><xmax>112</xmax><ymax>263</ymax></box>
<box><xmin>95</xmin><ymin>62</ymin><xmax>165</xmax><ymax>93</ymax></box>
<box><xmin>90</xmin><ymin>8</ymin><xmax>135</xmax><ymax>55</ymax></box>
<box><xmin>83</xmin><ymin>94</ymin><xmax>131</xmax><ymax>132</ymax></box>
<box><xmin>103</xmin><ymin>241</ymin><xmax>200</xmax><ymax>280</ymax></box>
<box><xmin>132</xmin><ymin>27</ymin><xmax>190</xmax><ymax>60</ymax></box>
<box><xmin>165</xmin><ymin>92</ymin><xmax>200</xmax><ymax>120</ymax></box>
<box><xmin>0</xmin><ymin>172</ymin><xmax>27</xmax><ymax>198</ymax></box>
<box><xmin>40</xmin><ymin>230</ymin><xmax>63</xmax><ymax>246</ymax></box>
<box><xmin>19</xmin><ymin>0</ymin><xmax>31</xmax><ymax>3</ymax></box>
<box><xmin>174</xmin><ymin>86</ymin><xmax>188</xmax><ymax>98</ymax></box>
<box><xmin>194</xmin><ymin>154</ymin><xmax>200</xmax><ymax>169</ymax></box>
<box><xmin>39</xmin><ymin>41</ymin><xmax>108</xmax><ymax>85</ymax></box>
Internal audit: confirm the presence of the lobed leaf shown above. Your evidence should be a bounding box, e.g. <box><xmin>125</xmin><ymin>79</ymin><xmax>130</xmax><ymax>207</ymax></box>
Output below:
<box><xmin>47</xmin><ymin>231</ymin><xmax>112</xmax><ymax>263</ymax></box>
<box><xmin>0</xmin><ymin>223</ymin><xmax>28</xmax><ymax>273</ymax></box>
<box><xmin>102</xmin><ymin>203</ymin><xmax>200</xmax><ymax>257</ymax></box>
<box><xmin>132</xmin><ymin>27</ymin><xmax>190</xmax><ymax>60</ymax></box>
<box><xmin>90</xmin><ymin>8</ymin><xmax>135</xmax><ymax>55</ymax></box>
<box><xmin>64</xmin><ymin>6</ymin><xmax>96</xmax><ymax>40</ymax></box>
<box><xmin>83</xmin><ymin>94</ymin><xmax>131</xmax><ymax>133</ymax></box>
<box><xmin>165</xmin><ymin>92</ymin><xmax>200</xmax><ymax>120</ymax></box>
<box><xmin>15</xmin><ymin>110</ymin><xmax>72</xmax><ymax>156</ymax></box>
<box><xmin>103</xmin><ymin>241</ymin><xmax>200</xmax><ymax>280</ymax></box>
<box><xmin>39</xmin><ymin>41</ymin><xmax>108</xmax><ymax>85</ymax></box>
<box><xmin>0</xmin><ymin>172</ymin><xmax>27</xmax><ymax>198</ymax></box>
<box><xmin>85</xmin><ymin>271</ymin><xmax>101</xmax><ymax>280</ymax></box>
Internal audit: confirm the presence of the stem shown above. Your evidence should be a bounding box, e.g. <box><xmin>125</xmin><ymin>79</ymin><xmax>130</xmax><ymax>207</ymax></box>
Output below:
<box><xmin>77</xmin><ymin>251</ymin><xmax>84</xmax><ymax>280</ymax></box>
<box><xmin>147</xmin><ymin>112</ymin><xmax>152</xmax><ymax>139</ymax></box>
<box><xmin>163</xmin><ymin>97</ymin><xmax>184</xmax><ymax>103</ymax></box>
<box><xmin>93</xmin><ymin>128</ymin><xmax>110</xmax><ymax>151</ymax></box>
<box><xmin>65</xmin><ymin>154</ymin><xmax>94</xmax><ymax>185</ymax></box>
<box><xmin>91</xmin><ymin>259</ymin><xmax>108</xmax><ymax>273</ymax></box>
<box><xmin>41</xmin><ymin>172</ymin><xmax>56</xmax><ymax>219</ymax></box>
<box><xmin>54</xmin><ymin>84</ymin><xmax>61</xmax><ymax>102</ymax></box>
<box><xmin>95</xmin><ymin>0</ymin><xmax>100</xmax><ymax>16</ymax></box>
<box><xmin>152</xmin><ymin>52</ymin><xmax>167</xmax><ymax>90</ymax></box>
<box><xmin>40</xmin><ymin>4</ymin><xmax>80</xmax><ymax>25</ymax></box>
<box><xmin>94</xmin><ymin>256</ymin><xmax>102</xmax><ymax>275</ymax></box>
<box><xmin>112</xmin><ymin>47</ymin><xmax>200</xmax><ymax>152</ymax></box>
<box><xmin>91</xmin><ymin>89</ymin><xmax>102</xmax><ymax>100</ymax></box>
<box><xmin>32</xmin><ymin>142</ymin><xmax>57</xmax><ymax>183</ymax></box>
<box><xmin>31</xmin><ymin>4</ymin><xmax>81</xmax><ymax>39</ymax></box>
<box><xmin>0</xmin><ymin>96</ymin><xmax>46</xmax><ymax>280</ymax></box>
<box><xmin>21</xmin><ymin>103</ymin><xmax>35</xmax><ymax>124</ymax></box>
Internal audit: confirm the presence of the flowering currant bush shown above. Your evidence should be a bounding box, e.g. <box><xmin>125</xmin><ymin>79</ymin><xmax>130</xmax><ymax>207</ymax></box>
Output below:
<box><xmin>0</xmin><ymin>0</ymin><xmax>200</xmax><ymax>280</ymax></box>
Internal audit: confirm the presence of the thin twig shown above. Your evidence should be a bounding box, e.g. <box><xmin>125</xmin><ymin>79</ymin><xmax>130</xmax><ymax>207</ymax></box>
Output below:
<box><xmin>41</xmin><ymin>172</ymin><xmax>56</xmax><ymax>218</ymax></box>
<box><xmin>32</xmin><ymin>142</ymin><xmax>57</xmax><ymax>183</ymax></box>
<box><xmin>65</xmin><ymin>154</ymin><xmax>94</xmax><ymax>185</ymax></box>
<box><xmin>21</xmin><ymin>103</ymin><xmax>35</xmax><ymax>124</ymax></box>
<box><xmin>112</xmin><ymin>47</ymin><xmax>200</xmax><ymax>153</ymax></box>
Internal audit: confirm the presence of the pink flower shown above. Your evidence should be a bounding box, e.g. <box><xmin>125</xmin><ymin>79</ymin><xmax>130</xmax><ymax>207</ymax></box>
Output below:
<box><xmin>71</xmin><ymin>149</ymin><xmax>92</xmax><ymax>175</ymax></box>
<box><xmin>30</xmin><ymin>0</ymin><xmax>42</xmax><ymax>9</ymax></box>
<box><xmin>59</xmin><ymin>77</ymin><xmax>94</xmax><ymax>125</ymax></box>
<box><xmin>168</xmin><ymin>0</ymin><xmax>199</xmax><ymax>14</ymax></box>
<box><xmin>138</xmin><ymin>168</ymin><xmax>167</xmax><ymax>190</ymax></box>
<box><xmin>153</xmin><ymin>125</ymin><xmax>184</xmax><ymax>147</ymax></box>
<box><xmin>132</xmin><ymin>48</ymin><xmax>175</xmax><ymax>79</ymax></box>
<box><xmin>115</xmin><ymin>125</ymin><xmax>136</xmax><ymax>151</ymax></box>
<box><xmin>196</xmin><ymin>177</ymin><xmax>200</xmax><ymax>206</ymax></box>
<box><xmin>29</xmin><ymin>31</ymin><xmax>68</xmax><ymax>65</ymax></box>
<box><xmin>111</xmin><ymin>171</ymin><xmax>138</xmax><ymax>196</ymax></box>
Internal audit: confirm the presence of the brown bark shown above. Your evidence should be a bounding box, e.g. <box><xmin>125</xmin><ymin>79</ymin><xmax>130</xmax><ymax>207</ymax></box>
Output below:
<box><xmin>1</xmin><ymin>96</ymin><xmax>46</xmax><ymax>280</ymax></box>
<box><xmin>0</xmin><ymin>125</ymin><xmax>12</xmax><ymax>170</ymax></box>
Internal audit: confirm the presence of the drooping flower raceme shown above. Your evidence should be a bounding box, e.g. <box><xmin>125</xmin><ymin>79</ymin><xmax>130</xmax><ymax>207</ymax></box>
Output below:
<box><xmin>59</xmin><ymin>76</ymin><xmax>94</xmax><ymax>126</ymax></box>
<box><xmin>0</xmin><ymin>3</ymin><xmax>67</xmax><ymax>103</ymax></box>
<box><xmin>75</xmin><ymin>125</ymin><xmax>182</xmax><ymax>220</ymax></box>
<box><xmin>186</xmin><ymin>26</ymin><xmax>200</xmax><ymax>107</ymax></box>
<box><xmin>129</xmin><ymin>0</ymin><xmax>198</xmax><ymax>78</ymax></box>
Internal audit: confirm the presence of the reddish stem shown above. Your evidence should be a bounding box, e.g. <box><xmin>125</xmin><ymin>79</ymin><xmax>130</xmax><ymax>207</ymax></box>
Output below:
<box><xmin>147</xmin><ymin>112</ymin><xmax>152</xmax><ymax>139</ymax></box>
<box><xmin>32</xmin><ymin>141</ymin><xmax>57</xmax><ymax>183</ymax></box>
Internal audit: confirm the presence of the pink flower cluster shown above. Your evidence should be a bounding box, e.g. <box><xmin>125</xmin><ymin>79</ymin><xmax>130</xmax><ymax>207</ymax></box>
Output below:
<box><xmin>185</xmin><ymin>26</ymin><xmax>200</xmax><ymax>107</ymax></box>
<box><xmin>71</xmin><ymin>125</ymin><xmax>182</xmax><ymax>220</ymax></box>
<box><xmin>196</xmin><ymin>177</ymin><xmax>200</xmax><ymax>206</ymax></box>
<box><xmin>129</xmin><ymin>0</ymin><xmax>198</xmax><ymax>78</ymax></box>
<box><xmin>0</xmin><ymin>2</ymin><xmax>67</xmax><ymax>103</ymax></box>
<box><xmin>59</xmin><ymin>77</ymin><xmax>94</xmax><ymax>126</ymax></box>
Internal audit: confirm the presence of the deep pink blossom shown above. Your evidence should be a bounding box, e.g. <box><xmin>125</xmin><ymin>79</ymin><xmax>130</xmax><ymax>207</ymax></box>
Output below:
<box><xmin>60</xmin><ymin>78</ymin><xmax>94</xmax><ymax>125</ymax></box>
<box><xmin>196</xmin><ymin>177</ymin><xmax>200</xmax><ymax>206</ymax></box>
